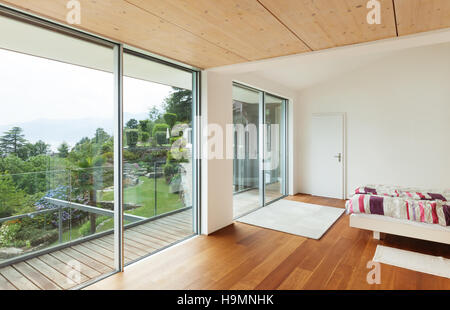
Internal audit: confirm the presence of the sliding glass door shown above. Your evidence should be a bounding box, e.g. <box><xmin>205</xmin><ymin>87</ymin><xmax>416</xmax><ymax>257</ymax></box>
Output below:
<box><xmin>0</xmin><ymin>11</ymin><xmax>117</xmax><ymax>289</ymax></box>
<box><xmin>232</xmin><ymin>84</ymin><xmax>287</xmax><ymax>218</ymax></box>
<box><xmin>232</xmin><ymin>85</ymin><xmax>261</xmax><ymax>217</ymax></box>
<box><xmin>264</xmin><ymin>94</ymin><xmax>287</xmax><ymax>205</ymax></box>
<box><xmin>0</xmin><ymin>6</ymin><xmax>199</xmax><ymax>290</ymax></box>
<box><xmin>121</xmin><ymin>51</ymin><xmax>196</xmax><ymax>264</ymax></box>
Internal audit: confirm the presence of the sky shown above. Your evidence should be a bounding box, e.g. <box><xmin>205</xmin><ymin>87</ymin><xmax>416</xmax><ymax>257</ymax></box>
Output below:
<box><xmin>0</xmin><ymin>48</ymin><xmax>173</xmax><ymax>150</ymax></box>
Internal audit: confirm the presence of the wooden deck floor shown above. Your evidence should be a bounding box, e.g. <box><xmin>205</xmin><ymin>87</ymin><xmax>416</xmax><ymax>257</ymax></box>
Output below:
<box><xmin>0</xmin><ymin>209</ymin><xmax>193</xmax><ymax>290</ymax></box>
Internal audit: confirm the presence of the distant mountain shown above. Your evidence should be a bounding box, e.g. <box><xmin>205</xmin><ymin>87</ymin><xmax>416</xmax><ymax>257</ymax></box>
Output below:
<box><xmin>0</xmin><ymin>112</ymin><xmax>149</xmax><ymax>151</ymax></box>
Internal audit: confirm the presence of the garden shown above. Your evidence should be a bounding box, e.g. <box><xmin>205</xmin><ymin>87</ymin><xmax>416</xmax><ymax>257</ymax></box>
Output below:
<box><xmin>0</xmin><ymin>87</ymin><xmax>193</xmax><ymax>262</ymax></box>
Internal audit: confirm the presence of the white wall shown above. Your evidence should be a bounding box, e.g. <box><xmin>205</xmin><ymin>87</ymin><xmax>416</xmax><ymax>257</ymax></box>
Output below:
<box><xmin>201</xmin><ymin>71</ymin><xmax>299</xmax><ymax>235</ymax></box>
<box><xmin>296</xmin><ymin>42</ymin><xmax>450</xmax><ymax>197</ymax></box>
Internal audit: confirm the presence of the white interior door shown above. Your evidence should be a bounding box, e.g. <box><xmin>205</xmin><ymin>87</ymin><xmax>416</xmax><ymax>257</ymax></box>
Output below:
<box><xmin>310</xmin><ymin>114</ymin><xmax>344</xmax><ymax>199</ymax></box>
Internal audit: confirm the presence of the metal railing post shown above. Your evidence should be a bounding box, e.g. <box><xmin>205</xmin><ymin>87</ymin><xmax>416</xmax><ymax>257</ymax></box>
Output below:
<box><xmin>154</xmin><ymin>162</ymin><xmax>157</xmax><ymax>216</ymax></box>
<box><xmin>58</xmin><ymin>206</ymin><xmax>63</xmax><ymax>243</ymax></box>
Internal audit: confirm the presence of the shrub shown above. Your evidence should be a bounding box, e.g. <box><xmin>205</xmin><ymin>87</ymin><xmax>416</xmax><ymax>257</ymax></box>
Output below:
<box><xmin>125</xmin><ymin>129</ymin><xmax>139</xmax><ymax>148</ymax></box>
<box><xmin>79</xmin><ymin>219</ymin><xmax>93</xmax><ymax>237</ymax></box>
<box><xmin>93</xmin><ymin>155</ymin><xmax>105</xmax><ymax>167</ymax></box>
<box><xmin>23</xmin><ymin>229</ymin><xmax>58</xmax><ymax>247</ymax></box>
<box><xmin>155</xmin><ymin>131</ymin><xmax>167</xmax><ymax>146</ymax></box>
<box><xmin>141</xmin><ymin>131</ymin><xmax>150</xmax><ymax>143</ymax></box>
<box><xmin>123</xmin><ymin>149</ymin><xmax>139</xmax><ymax>162</ymax></box>
<box><xmin>163</xmin><ymin>113</ymin><xmax>177</xmax><ymax>128</ymax></box>
<box><xmin>163</xmin><ymin>163</ymin><xmax>177</xmax><ymax>183</ymax></box>
<box><xmin>101</xmin><ymin>141</ymin><xmax>113</xmax><ymax>153</ymax></box>
<box><xmin>79</xmin><ymin>216</ymin><xmax>110</xmax><ymax>236</ymax></box>
<box><xmin>102</xmin><ymin>151</ymin><xmax>114</xmax><ymax>163</ymax></box>
<box><xmin>148</xmin><ymin>149</ymin><xmax>168</xmax><ymax>161</ymax></box>
<box><xmin>152</xmin><ymin>123</ymin><xmax>169</xmax><ymax>137</ymax></box>
<box><xmin>0</xmin><ymin>222</ymin><xmax>22</xmax><ymax>247</ymax></box>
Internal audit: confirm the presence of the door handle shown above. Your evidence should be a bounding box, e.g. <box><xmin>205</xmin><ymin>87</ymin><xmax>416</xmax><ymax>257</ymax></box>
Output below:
<box><xmin>334</xmin><ymin>153</ymin><xmax>342</xmax><ymax>162</ymax></box>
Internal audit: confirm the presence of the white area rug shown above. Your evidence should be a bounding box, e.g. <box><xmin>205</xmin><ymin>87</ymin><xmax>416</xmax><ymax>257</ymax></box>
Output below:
<box><xmin>236</xmin><ymin>199</ymin><xmax>344</xmax><ymax>239</ymax></box>
<box><xmin>373</xmin><ymin>245</ymin><xmax>450</xmax><ymax>279</ymax></box>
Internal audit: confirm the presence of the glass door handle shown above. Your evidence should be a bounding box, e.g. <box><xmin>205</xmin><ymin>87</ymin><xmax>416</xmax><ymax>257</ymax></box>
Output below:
<box><xmin>334</xmin><ymin>153</ymin><xmax>342</xmax><ymax>162</ymax></box>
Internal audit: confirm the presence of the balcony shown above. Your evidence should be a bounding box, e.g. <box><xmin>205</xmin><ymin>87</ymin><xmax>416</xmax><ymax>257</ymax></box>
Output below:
<box><xmin>0</xmin><ymin>208</ymin><xmax>192</xmax><ymax>290</ymax></box>
<box><xmin>0</xmin><ymin>167</ymin><xmax>194</xmax><ymax>290</ymax></box>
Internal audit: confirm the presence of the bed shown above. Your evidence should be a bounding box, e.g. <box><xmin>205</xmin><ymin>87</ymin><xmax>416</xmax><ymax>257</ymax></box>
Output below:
<box><xmin>346</xmin><ymin>185</ymin><xmax>450</xmax><ymax>245</ymax></box>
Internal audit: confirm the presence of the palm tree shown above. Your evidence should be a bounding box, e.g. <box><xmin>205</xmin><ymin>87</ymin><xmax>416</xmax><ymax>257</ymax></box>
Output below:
<box><xmin>76</xmin><ymin>156</ymin><xmax>101</xmax><ymax>234</ymax></box>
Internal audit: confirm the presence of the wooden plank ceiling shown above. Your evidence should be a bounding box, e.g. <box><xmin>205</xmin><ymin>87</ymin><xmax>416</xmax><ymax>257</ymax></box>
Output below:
<box><xmin>1</xmin><ymin>0</ymin><xmax>449</xmax><ymax>69</ymax></box>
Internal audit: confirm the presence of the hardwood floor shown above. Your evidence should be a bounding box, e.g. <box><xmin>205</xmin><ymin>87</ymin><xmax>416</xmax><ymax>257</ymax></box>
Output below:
<box><xmin>87</xmin><ymin>194</ymin><xmax>450</xmax><ymax>290</ymax></box>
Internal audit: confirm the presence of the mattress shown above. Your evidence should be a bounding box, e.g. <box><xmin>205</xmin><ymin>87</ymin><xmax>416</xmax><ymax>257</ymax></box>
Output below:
<box><xmin>346</xmin><ymin>185</ymin><xmax>450</xmax><ymax>227</ymax></box>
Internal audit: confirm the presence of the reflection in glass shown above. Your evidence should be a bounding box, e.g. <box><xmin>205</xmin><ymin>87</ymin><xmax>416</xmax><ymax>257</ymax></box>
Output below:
<box><xmin>232</xmin><ymin>85</ymin><xmax>261</xmax><ymax>218</ymax></box>
<box><xmin>232</xmin><ymin>85</ymin><xmax>287</xmax><ymax>218</ymax></box>
<box><xmin>264</xmin><ymin>94</ymin><xmax>286</xmax><ymax>204</ymax></box>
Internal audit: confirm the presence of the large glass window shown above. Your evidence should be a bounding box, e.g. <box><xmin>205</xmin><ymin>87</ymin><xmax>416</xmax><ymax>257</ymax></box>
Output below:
<box><xmin>0</xmin><ymin>13</ymin><xmax>116</xmax><ymax>289</ymax></box>
<box><xmin>232</xmin><ymin>84</ymin><xmax>287</xmax><ymax>218</ymax></box>
<box><xmin>0</xmin><ymin>8</ymin><xmax>198</xmax><ymax>290</ymax></box>
<box><xmin>121</xmin><ymin>51</ymin><xmax>196</xmax><ymax>264</ymax></box>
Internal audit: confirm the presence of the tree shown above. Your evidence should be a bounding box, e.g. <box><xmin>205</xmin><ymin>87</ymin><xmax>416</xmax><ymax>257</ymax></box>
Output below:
<box><xmin>0</xmin><ymin>174</ymin><xmax>26</xmax><ymax>218</ymax></box>
<box><xmin>73</xmin><ymin>137</ymin><xmax>90</xmax><ymax>151</ymax></box>
<box><xmin>17</xmin><ymin>143</ymin><xmax>34</xmax><ymax>160</ymax></box>
<box><xmin>94</xmin><ymin>128</ymin><xmax>110</xmax><ymax>144</ymax></box>
<box><xmin>0</xmin><ymin>127</ymin><xmax>27</xmax><ymax>156</ymax></box>
<box><xmin>17</xmin><ymin>141</ymin><xmax>50</xmax><ymax>160</ymax></box>
<box><xmin>164</xmin><ymin>88</ymin><xmax>192</xmax><ymax>123</ymax></box>
<box><xmin>163</xmin><ymin>113</ymin><xmax>177</xmax><ymax>129</ymax></box>
<box><xmin>57</xmin><ymin>142</ymin><xmax>70</xmax><ymax>158</ymax></box>
<box><xmin>70</xmin><ymin>137</ymin><xmax>96</xmax><ymax>164</ymax></box>
<box><xmin>125</xmin><ymin>119</ymin><xmax>139</xmax><ymax>129</ymax></box>
<box><xmin>74</xmin><ymin>156</ymin><xmax>98</xmax><ymax>234</ymax></box>
<box><xmin>138</xmin><ymin>120</ymin><xmax>151</xmax><ymax>132</ymax></box>
<box><xmin>101</xmin><ymin>140</ymin><xmax>113</xmax><ymax>154</ymax></box>
<box><xmin>149</xmin><ymin>107</ymin><xmax>161</xmax><ymax>122</ymax></box>
<box><xmin>32</xmin><ymin>140</ymin><xmax>50</xmax><ymax>156</ymax></box>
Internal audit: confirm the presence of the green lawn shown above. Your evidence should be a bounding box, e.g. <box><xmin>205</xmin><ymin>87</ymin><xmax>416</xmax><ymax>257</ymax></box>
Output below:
<box><xmin>100</xmin><ymin>176</ymin><xmax>184</xmax><ymax>218</ymax></box>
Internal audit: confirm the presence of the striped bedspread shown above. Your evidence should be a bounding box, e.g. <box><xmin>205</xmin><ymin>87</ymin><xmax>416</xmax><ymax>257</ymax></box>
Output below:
<box><xmin>346</xmin><ymin>185</ymin><xmax>450</xmax><ymax>227</ymax></box>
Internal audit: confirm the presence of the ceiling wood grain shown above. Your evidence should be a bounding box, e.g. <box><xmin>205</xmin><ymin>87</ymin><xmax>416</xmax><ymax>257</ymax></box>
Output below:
<box><xmin>258</xmin><ymin>0</ymin><xmax>397</xmax><ymax>50</ymax></box>
<box><xmin>0</xmin><ymin>0</ymin><xmax>247</xmax><ymax>68</ymax></box>
<box><xmin>126</xmin><ymin>0</ymin><xmax>311</xmax><ymax>61</ymax></box>
<box><xmin>0</xmin><ymin>0</ymin><xmax>449</xmax><ymax>69</ymax></box>
<box><xmin>395</xmin><ymin>0</ymin><xmax>450</xmax><ymax>36</ymax></box>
